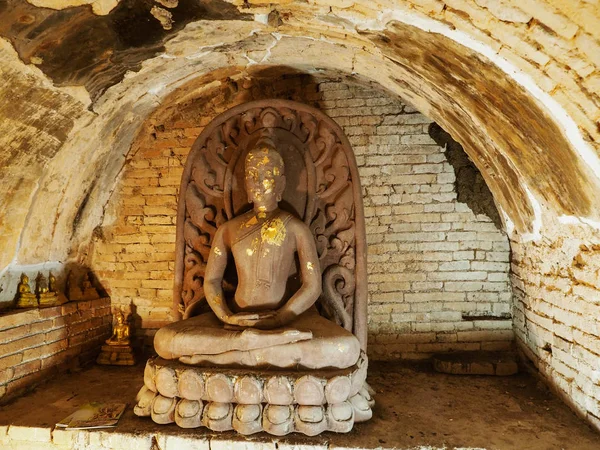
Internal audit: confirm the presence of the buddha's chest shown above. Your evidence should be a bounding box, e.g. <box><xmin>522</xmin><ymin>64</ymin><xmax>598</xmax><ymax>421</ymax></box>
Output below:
<box><xmin>231</xmin><ymin>228</ymin><xmax>294</xmax><ymax>280</ymax></box>
<box><xmin>230</xmin><ymin>220</ymin><xmax>296</xmax><ymax>309</ymax></box>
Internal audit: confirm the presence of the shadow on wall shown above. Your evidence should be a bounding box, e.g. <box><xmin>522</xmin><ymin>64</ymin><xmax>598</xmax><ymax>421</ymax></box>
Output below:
<box><xmin>428</xmin><ymin>122</ymin><xmax>502</xmax><ymax>229</ymax></box>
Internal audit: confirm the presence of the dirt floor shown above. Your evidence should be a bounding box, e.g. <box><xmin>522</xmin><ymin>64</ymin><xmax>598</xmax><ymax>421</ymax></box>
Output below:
<box><xmin>0</xmin><ymin>360</ymin><xmax>599</xmax><ymax>449</ymax></box>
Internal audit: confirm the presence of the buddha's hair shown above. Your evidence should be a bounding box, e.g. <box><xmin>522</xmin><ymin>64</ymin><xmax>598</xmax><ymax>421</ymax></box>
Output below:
<box><xmin>245</xmin><ymin>138</ymin><xmax>285</xmax><ymax>175</ymax></box>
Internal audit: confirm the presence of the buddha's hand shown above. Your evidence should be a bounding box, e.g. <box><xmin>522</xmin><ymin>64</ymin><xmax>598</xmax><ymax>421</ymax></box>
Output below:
<box><xmin>226</xmin><ymin>311</ymin><xmax>276</xmax><ymax>328</ymax></box>
<box><xmin>243</xmin><ymin>309</ymin><xmax>297</xmax><ymax>329</ymax></box>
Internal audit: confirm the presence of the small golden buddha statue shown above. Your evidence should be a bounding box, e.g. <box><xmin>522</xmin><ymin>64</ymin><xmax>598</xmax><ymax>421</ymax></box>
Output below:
<box><xmin>38</xmin><ymin>273</ymin><xmax>59</xmax><ymax>307</ymax></box>
<box><xmin>98</xmin><ymin>309</ymin><xmax>135</xmax><ymax>365</ymax></box>
<box><xmin>16</xmin><ymin>273</ymin><xmax>38</xmax><ymax>308</ymax></box>
<box><xmin>49</xmin><ymin>272</ymin><xmax>69</xmax><ymax>305</ymax></box>
<box><xmin>49</xmin><ymin>272</ymin><xmax>58</xmax><ymax>293</ymax></box>
<box><xmin>106</xmin><ymin>310</ymin><xmax>131</xmax><ymax>346</ymax></box>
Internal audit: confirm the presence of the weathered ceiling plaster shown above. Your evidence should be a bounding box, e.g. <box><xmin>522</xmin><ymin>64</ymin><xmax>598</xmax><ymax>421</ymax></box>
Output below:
<box><xmin>1</xmin><ymin>0</ymin><xmax>599</xmax><ymax>275</ymax></box>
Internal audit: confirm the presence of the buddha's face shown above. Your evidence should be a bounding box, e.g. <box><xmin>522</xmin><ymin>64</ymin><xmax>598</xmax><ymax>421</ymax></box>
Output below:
<box><xmin>245</xmin><ymin>145</ymin><xmax>285</xmax><ymax>209</ymax></box>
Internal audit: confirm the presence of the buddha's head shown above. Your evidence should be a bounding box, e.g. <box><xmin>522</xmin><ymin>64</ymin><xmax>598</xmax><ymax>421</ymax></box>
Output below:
<box><xmin>245</xmin><ymin>139</ymin><xmax>286</xmax><ymax>211</ymax></box>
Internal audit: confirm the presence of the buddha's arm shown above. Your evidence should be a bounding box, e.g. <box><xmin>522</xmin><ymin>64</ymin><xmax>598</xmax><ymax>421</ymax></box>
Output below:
<box><xmin>277</xmin><ymin>222</ymin><xmax>322</xmax><ymax>322</ymax></box>
<box><xmin>204</xmin><ymin>225</ymin><xmax>235</xmax><ymax>323</ymax></box>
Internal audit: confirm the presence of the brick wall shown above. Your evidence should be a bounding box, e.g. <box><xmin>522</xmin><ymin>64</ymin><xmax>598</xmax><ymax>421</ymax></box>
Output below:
<box><xmin>511</xmin><ymin>226</ymin><xmax>600</xmax><ymax>429</ymax></box>
<box><xmin>320</xmin><ymin>82</ymin><xmax>513</xmax><ymax>359</ymax></box>
<box><xmin>0</xmin><ymin>298</ymin><xmax>111</xmax><ymax>403</ymax></box>
<box><xmin>92</xmin><ymin>75</ymin><xmax>513</xmax><ymax>357</ymax></box>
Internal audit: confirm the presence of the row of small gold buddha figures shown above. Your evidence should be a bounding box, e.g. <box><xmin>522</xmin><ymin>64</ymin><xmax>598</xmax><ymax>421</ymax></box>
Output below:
<box><xmin>15</xmin><ymin>270</ymin><xmax>101</xmax><ymax>309</ymax></box>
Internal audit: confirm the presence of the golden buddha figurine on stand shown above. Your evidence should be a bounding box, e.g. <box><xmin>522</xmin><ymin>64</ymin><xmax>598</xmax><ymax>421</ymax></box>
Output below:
<box><xmin>16</xmin><ymin>273</ymin><xmax>38</xmax><ymax>308</ymax></box>
<box><xmin>37</xmin><ymin>273</ymin><xmax>58</xmax><ymax>307</ymax></box>
<box><xmin>106</xmin><ymin>310</ymin><xmax>131</xmax><ymax>345</ymax></box>
<box><xmin>97</xmin><ymin>309</ymin><xmax>135</xmax><ymax>366</ymax></box>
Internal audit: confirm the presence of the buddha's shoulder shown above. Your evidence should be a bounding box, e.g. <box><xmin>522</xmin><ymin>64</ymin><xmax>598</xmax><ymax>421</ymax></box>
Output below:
<box><xmin>221</xmin><ymin>211</ymin><xmax>254</xmax><ymax>228</ymax></box>
<box><xmin>280</xmin><ymin>212</ymin><xmax>311</xmax><ymax>234</ymax></box>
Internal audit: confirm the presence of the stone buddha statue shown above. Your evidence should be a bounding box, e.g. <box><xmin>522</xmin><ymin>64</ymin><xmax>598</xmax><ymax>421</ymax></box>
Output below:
<box><xmin>48</xmin><ymin>272</ymin><xmax>68</xmax><ymax>305</ymax></box>
<box><xmin>135</xmin><ymin>101</ymin><xmax>373</xmax><ymax>435</ymax></box>
<box><xmin>16</xmin><ymin>273</ymin><xmax>38</xmax><ymax>308</ymax></box>
<box><xmin>154</xmin><ymin>140</ymin><xmax>361</xmax><ymax>370</ymax></box>
<box><xmin>81</xmin><ymin>271</ymin><xmax>100</xmax><ymax>300</ymax></box>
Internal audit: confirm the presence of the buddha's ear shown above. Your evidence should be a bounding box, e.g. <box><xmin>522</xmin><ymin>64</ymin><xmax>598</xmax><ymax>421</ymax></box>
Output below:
<box><xmin>277</xmin><ymin>175</ymin><xmax>286</xmax><ymax>200</ymax></box>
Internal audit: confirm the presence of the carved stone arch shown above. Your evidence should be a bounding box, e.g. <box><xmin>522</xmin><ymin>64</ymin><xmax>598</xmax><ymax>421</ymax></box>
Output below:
<box><xmin>173</xmin><ymin>99</ymin><xmax>368</xmax><ymax>349</ymax></box>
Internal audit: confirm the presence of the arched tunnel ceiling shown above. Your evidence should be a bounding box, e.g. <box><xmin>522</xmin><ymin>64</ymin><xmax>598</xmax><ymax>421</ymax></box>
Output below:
<box><xmin>1</xmin><ymin>0</ymin><xmax>599</xmax><ymax>271</ymax></box>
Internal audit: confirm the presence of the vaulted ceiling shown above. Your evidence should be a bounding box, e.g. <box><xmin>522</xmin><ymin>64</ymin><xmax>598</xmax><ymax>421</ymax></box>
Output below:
<box><xmin>1</xmin><ymin>0</ymin><xmax>599</xmax><ymax>271</ymax></box>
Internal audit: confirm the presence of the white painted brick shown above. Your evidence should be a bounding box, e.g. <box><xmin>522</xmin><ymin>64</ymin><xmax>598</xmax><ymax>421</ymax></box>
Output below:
<box><xmin>423</xmin><ymin>203</ymin><xmax>454</xmax><ymax>212</ymax></box>
<box><xmin>430</xmin><ymin>322</ymin><xmax>457</xmax><ymax>332</ymax></box>
<box><xmin>460</xmin><ymin>240</ymin><xmax>493</xmax><ymax>250</ymax></box>
<box><xmin>486</xmin><ymin>251</ymin><xmax>510</xmax><ymax>262</ymax></box>
<box><xmin>454</xmin><ymin>250</ymin><xmax>475</xmax><ymax>260</ymax></box>
<box><xmin>412</xmin><ymin>163</ymin><xmax>444</xmax><ymax>174</ymax></box>
<box><xmin>467</xmin><ymin>292</ymin><xmax>500</xmax><ymax>302</ymax></box>
<box><xmin>421</xmin><ymin>223</ymin><xmax>452</xmax><ymax>231</ymax></box>
<box><xmin>401</xmin><ymin>134</ymin><xmax>437</xmax><ymax>145</ymax></box>
<box><xmin>8</xmin><ymin>426</ymin><xmax>51</xmax><ymax>442</ymax></box>
<box><xmin>164</xmin><ymin>435</ymin><xmax>211</xmax><ymax>450</ymax></box>
<box><xmin>445</xmin><ymin>281</ymin><xmax>484</xmax><ymax>291</ymax></box>
<box><xmin>481</xmin><ymin>282</ymin><xmax>510</xmax><ymax>292</ymax></box>
<box><xmin>429</xmin><ymin>271</ymin><xmax>488</xmax><ymax>281</ymax></box>
<box><xmin>472</xmin><ymin>261</ymin><xmax>510</xmax><ymax>272</ymax></box>
<box><xmin>412</xmin><ymin>281</ymin><xmax>444</xmax><ymax>290</ymax></box>
<box><xmin>438</xmin><ymin>261</ymin><xmax>471</xmax><ymax>271</ymax></box>
<box><xmin>488</xmin><ymin>272</ymin><xmax>510</xmax><ymax>282</ymax></box>
<box><xmin>473</xmin><ymin>320</ymin><xmax>513</xmax><ymax>330</ymax></box>
<box><xmin>211</xmin><ymin>440</ymin><xmax>276</xmax><ymax>450</ymax></box>
<box><xmin>389</xmin><ymin>223</ymin><xmax>421</xmax><ymax>232</ymax></box>
<box><xmin>405</xmin><ymin>292</ymin><xmax>466</xmax><ymax>302</ymax></box>
<box><xmin>385</xmin><ymin>232</ymin><xmax>446</xmax><ymax>242</ymax></box>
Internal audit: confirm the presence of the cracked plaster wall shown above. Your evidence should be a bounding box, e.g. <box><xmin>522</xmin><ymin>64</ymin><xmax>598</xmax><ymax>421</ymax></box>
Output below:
<box><xmin>0</xmin><ymin>0</ymin><xmax>599</xmax><ymax>431</ymax></box>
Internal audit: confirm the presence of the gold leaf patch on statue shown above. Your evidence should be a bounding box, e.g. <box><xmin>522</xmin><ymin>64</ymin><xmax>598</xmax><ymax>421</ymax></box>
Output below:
<box><xmin>261</xmin><ymin>218</ymin><xmax>286</xmax><ymax>246</ymax></box>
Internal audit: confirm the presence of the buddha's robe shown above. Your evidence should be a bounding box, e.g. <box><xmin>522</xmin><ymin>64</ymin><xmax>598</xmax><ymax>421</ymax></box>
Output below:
<box><xmin>154</xmin><ymin>307</ymin><xmax>360</xmax><ymax>370</ymax></box>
